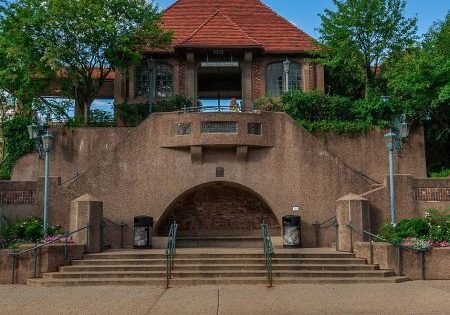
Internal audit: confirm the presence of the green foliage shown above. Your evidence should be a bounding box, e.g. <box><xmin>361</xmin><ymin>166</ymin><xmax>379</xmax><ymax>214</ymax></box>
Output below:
<box><xmin>260</xmin><ymin>90</ymin><xmax>401</xmax><ymax>134</ymax></box>
<box><xmin>253</xmin><ymin>97</ymin><xmax>284</xmax><ymax>112</ymax></box>
<box><xmin>318</xmin><ymin>0</ymin><xmax>417</xmax><ymax>97</ymax></box>
<box><xmin>114</xmin><ymin>103</ymin><xmax>149</xmax><ymax>127</ymax></box>
<box><xmin>89</xmin><ymin>109</ymin><xmax>114</xmax><ymax>127</ymax></box>
<box><xmin>382</xmin><ymin>14</ymin><xmax>450</xmax><ymax>173</ymax></box>
<box><xmin>0</xmin><ymin>0</ymin><xmax>172</xmax><ymax>124</ymax></box>
<box><xmin>430</xmin><ymin>168</ymin><xmax>450</xmax><ymax>178</ymax></box>
<box><xmin>153</xmin><ymin>95</ymin><xmax>193</xmax><ymax>113</ymax></box>
<box><xmin>0</xmin><ymin>115</ymin><xmax>34</xmax><ymax>180</ymax></box>
<box><xmin>3</xmin><ymin>216</ymin><xmax>63</xmax><ymax>244</ymax></box>
<box><xmin>377</xmin><ymin>208</ymin><xmax>450</xmax><ymax>243</ymax></box>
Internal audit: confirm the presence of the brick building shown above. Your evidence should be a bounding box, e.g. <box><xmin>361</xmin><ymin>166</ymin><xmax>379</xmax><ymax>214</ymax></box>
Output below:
<box><xmin>114</xmin><ymin>0</ymin><xmax>324</xmax><ymax>108</ymax></box>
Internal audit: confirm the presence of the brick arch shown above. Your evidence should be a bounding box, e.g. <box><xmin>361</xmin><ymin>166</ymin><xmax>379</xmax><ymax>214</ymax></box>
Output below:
<box><xmin>156</xmin><ymin>181</ymin><xmax>280</xmax><ymax>237</ymax></box>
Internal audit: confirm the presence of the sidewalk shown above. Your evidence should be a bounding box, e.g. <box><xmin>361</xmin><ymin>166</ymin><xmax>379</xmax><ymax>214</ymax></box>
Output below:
<box><xmin>0</xmin><ymin>281</ymin><xmax>449</xmax><ymax>315</ymax></box>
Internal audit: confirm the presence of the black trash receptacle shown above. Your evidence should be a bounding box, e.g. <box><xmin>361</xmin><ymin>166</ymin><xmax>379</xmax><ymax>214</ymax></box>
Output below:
<box><xmin>282</xmin><ymin>215</ymin><xmax>301</xmax><ymax>248</ymax></box>
<box><xmin>134</xmin><ymin>216</ymin><xmax>153</xmax><ymax>249</ymax></box>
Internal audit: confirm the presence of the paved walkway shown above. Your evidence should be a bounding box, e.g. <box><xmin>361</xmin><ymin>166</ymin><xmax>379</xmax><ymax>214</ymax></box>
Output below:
<box><xmin>0</xmin><ymin>281</ymin><xmax>449</xmax><ymax>315</ymax></box>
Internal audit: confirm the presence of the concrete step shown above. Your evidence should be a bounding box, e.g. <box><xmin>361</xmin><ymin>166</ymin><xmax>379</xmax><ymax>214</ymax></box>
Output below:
<box><xmin>71</xmin><ymin>257</ymin><xmax>367</xmax><ymax>266</ymax></box>
<box><xmin>82</xmin><ymin>253</ymin><xmax>357</xmax><ymax>260</ymax></box>
<box><xmin>43</xmin><ymin>270</ymin><xmax>393</xmax><ymax>280</ymax></box>
<box><xmin>60</xmin><ymin>264</ymin><xmax>377</xmax><ymax>273</ymax></box>
<box><xmin>28</xmin><ymin>276</ymin><xmax>409</xmax><ymax>287</ymax></box>
<box><xmin>177</xmin><ymin>237</ymin><xmax>264</xmax><ymax>248</ymax></box>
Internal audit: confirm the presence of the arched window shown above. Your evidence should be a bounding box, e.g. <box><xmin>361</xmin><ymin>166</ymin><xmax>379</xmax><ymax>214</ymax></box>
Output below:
<box><xmin>135</xmin><ymin>61</ymin><xmax>173</xmax><ymax>98</ymax></box>
<box><xmin>265</xmin><ymin>61</ymin><xmax>302</xmax><ymax>96</ymax></box>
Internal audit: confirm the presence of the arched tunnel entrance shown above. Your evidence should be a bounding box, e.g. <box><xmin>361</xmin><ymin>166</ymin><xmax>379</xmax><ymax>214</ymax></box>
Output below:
<box><xmin>157</xmin><ymin>182</ymin><xmax>280</xmax><ymax>237</ymax></box>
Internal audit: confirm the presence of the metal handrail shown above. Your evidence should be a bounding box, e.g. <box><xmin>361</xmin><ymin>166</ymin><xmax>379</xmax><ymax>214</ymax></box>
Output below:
<box><xmin>261</xmin><ymin>224</ymin><xmax>274</xmax><ymax>287</ymax></box>
<box><xmin>180</xmin><ymin>105</ymin><xmax>254</xmax><ymax>113</ymax></box>
<box><xmin>312</xmin><ymin>216</ymin><xmax>338</xmax><ymax>249</ymax></box>
<box><xmin>9</xmin><ymin>225</ymin><xmax>90</xmax><ymax>284</ymax></box>
<box><xmin>346</xmin><ymin>223</ymin><xmax>428</xmax><ymax>279</ymax></box>
<box><xmin>165</xmin><ymin>221</ymin><xmax>178</xmax><ymax>288</ymax></box>
<box><xmin>61</xmin><ymin>172</ymin><xmax>81</xmax><ymax>186</ymax></box>
<box><xmin>100</xmin><ymin>217</ymin><xmax>126</xmax><ymax>249</ymax></box>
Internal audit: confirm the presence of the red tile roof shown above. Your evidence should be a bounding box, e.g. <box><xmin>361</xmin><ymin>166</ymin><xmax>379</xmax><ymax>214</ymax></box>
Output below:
<box><xmin>161</xmin><ymin>0</ymin><xmax>318</xmax><ymax>53</ymax></box>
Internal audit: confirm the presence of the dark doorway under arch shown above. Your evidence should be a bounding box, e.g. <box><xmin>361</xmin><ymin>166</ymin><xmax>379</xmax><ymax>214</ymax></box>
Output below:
<box><xmin>157</xmin><ymin>182</ymin><xmax>280</xmax><ymax>237</ymax></box>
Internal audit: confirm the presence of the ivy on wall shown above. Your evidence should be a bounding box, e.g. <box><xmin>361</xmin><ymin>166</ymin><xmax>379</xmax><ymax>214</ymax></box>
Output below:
<box><xmin>0</xmin><ymin>116</ymin><xmax>34</xmax><ymax>180</ymax></box>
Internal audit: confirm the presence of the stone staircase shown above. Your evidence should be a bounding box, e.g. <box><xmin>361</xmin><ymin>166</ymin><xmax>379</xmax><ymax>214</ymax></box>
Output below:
<box><xmin>27</xmin><ymin>248</ymin><xmax>409</xmax><ymax>286</ymax></box>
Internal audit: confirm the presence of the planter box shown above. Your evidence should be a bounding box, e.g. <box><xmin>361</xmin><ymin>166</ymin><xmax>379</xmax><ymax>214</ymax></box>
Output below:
<box><xmin>0</xmin><ymin>243</ymin><xmax>85</xmax><ymax>284</ymax></box>
<box><xmin>354</xmin><ymin>242</ymin><xmax>450</xmax><ymax>280</ymax></box>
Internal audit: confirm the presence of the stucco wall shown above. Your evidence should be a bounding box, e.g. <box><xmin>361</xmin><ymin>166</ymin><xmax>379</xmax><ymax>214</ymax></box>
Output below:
<box><xmin>12</xmin><ymin>127</ymin><xmax>132</xmax><ymax>183</ymax></box>
<box><xmin>63</xmin><ymin>112</ymin><xmax>376</xmax><ymax>247</ymax></box>
<box><xmin>318</xmin><ymin>127</ymin><xmax>427</xmax><ymax>183</ymax></box>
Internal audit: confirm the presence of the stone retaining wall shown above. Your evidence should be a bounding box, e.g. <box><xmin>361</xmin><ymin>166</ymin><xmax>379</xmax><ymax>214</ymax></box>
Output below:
<box><xmin>354</xmin><ymin>242</ymin><xmax>450</xmax><ymax>280</ymax></box>
<box><xmin>0</xmin><ymin>244</ymin><xmax>85</xmax><ymax>285</ymax></box>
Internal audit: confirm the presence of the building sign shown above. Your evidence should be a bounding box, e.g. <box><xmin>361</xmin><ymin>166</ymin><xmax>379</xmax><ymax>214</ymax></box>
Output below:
<box><xmin>201</xmin><ymin>121</ymin><xmax>237</xmax><ymax>133</ymax></box>
<box><xmin>200</xmin><ymin>61</ymin><xmax>239</xmax><ymax>68</ymax></box>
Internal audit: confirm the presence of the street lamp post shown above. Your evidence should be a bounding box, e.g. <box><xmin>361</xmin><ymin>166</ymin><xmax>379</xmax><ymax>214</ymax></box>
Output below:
<box><xmin>283</xmin><ymin>58</ymin><xmax>291</xmax><ymax>93</ymax></box>
<box><xmin>41</xmin><ymin>131</ymin><xmax>54</xmax><ymax>236</ymax></box>
<box><xmin>384</xmin><ymin>130</ymin><xmax>403</xmax><ymax>225</ymax></box>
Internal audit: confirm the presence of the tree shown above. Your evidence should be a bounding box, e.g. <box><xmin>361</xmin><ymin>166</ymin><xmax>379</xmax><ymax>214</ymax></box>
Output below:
<box><xmin>382</xmin><ymin>14</ymin><xmax>450</xmax><ymax>172</ymax></box>
<box><xmin>0</xmin><ymin>0</ymin><xmax>172</xmax><ymax>125</ymax></box>
<box><xmin>318</xmin><ymin>0</ymin><xmax>417</xmax><ymax>98</ymax></box>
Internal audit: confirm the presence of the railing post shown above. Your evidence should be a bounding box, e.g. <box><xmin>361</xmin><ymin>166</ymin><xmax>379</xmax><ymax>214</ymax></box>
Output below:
<box><xmin>420</xmin><ymin>251</ymin><xmax>425</xmax><ymax>280</ymax></box>
<box><xmin>33</xmin><ymin>241</ymin><xmax>38</xmax><ymax>278</ymax></box>
<box><xmin>120</xmin><ymin>223</ymin><xmax>124</xmax><ymax>249</ymax></box>
<box><xmin>99</xmin><ymin>221</ymin><xmax>105</xmax><ymax>252</ymax></box>
<box><xmin>368</xmin><ymin>234</ymin><xmax>373</xmax><ymax>265</ymax></box>
<box><xmin>334</xmin><ymin>220</ymin><xmax>339</xmax><ymax>251</ymax></box>
<box><xmin>11</xmin><ymin>252</ymin><xmax>16</xmax><ymax>284</ymax></box>
<box><xmin>64</xmin><ymin>232</ymin><xmax>69</xmax><ymax>266</ymax></box>
<box><xmin>397</xmin><ymin>246</ymin><xmax>403</xmax><ymax>276</ymax></box>
<box><xmin>349</xmin><ymin>224</ymin><xmax>354</xmax><ymax>253</ymax></box>
<box><xmin>314</xmin><ymin>221</ymin><xmax>319</xmax><ymax>248</ymax></box>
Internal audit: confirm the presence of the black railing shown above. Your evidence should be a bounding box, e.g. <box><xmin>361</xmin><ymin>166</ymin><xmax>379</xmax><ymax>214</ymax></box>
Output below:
<box><xmin>180</xmin><ymin>105</ymin><xmax>254</xmax><ymax>113</ymax></box>
<box><xmin>346</xmin><ymin>223</ymin><xmax>428</xmax><ymax>279</ymax></box>
<box><xmin>261</xmin><ymin>224</ymin><xmax>274</xmax><ymax>287</ymax></box>
<box><xmin>100</xmin><ymin>217</ymin><xmax>126</xmax><ymax>250</ymax></box>
<box><xmin>9</xmin><ymin>225</ymin><xmax>90</xmax><ymax>284</ymax></box>
<box><xmin>165</xmin><ymin>221</ymin><xmax>178</xmax><ymax>288</ymax></box>
<box><xmin>312</xmin><ymin>216</ymin><xmax>338</xmax><ymax>249</ymax></box>
<box><xmin>61</xmin><ymin>172</ymin><xmax>81</xmax><ymax>186</ymax></box>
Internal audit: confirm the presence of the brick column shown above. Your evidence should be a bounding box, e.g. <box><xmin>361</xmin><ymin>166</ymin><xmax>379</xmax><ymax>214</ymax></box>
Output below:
<box><xmin>70</xmin><ymin>194</ymin><xmax>103</xmax><ymax>253</ymax></box>
<box><xmin>336</xmin><ymin>193</ymin><xmax>370</xmax><ymax>252</ymax></box>
<box><xmin>242</xmin><ymin>51</ymin><xmax>253</xmax><ymax>110</ymax></box>
<box><xmin>185</xmin><ymin>52</ymin><xmax>196</xmax><ymax>102</ymax></box>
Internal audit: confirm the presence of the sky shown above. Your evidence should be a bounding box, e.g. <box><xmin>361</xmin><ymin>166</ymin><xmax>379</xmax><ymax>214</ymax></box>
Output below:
<box><xmin>154</xmin><ymin>0</ymin><xmax>449</xmax><ymax>39</ymax></box>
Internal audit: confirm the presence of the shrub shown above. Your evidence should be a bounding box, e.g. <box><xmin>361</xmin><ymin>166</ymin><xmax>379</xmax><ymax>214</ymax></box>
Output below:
<box><xmin>89</xmin><ymin>109</ymin><xmax>114</xmax><ymax>127</ymax></box>
<box><xmin>253</xmin><ymin>97</ymin><xmax>284</xmax><ymax>112</ymax></box>
<box><xmin>395</xmin><ymin>218</ymin><xmax>430</xmax><ymax>239</ymax></box>
<box><xmin>114</xmin><ymin>103</ymin><xmax>149</xmax><ymax>127</ymax></box>
<box><xmin>429</xmin><ymin>168</ymin><xmax>450</xmax><ymax>178</ymax></box>
<box><xmin>3</xmin><ymin>216</ymin><xmax>63</xmax><ymax>244</ymax></box>
<box><xmin>153</xmin><ymin>95</ymin><xmax>193</xmax><ymax>112</ymax></box>
<box><xmin>0</xmin><ymin>115</ymin><xmax>34</xmax><ymax>180</ymax></box>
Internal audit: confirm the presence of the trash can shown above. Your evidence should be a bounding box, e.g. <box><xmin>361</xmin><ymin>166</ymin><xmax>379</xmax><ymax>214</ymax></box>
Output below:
<box><xmin>282</xmin><ymin>215</ymin><xmax>301</xmax><ymax>248</ymax></box>
<box><xmin>134</xmin><ymin>216</ymin><xmax>153</xmax><ymax>249</ymax></box>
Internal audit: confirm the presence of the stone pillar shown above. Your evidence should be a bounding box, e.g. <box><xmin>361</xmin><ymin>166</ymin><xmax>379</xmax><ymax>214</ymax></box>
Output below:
<box><xmin>336</xmin><ymin>193</ymin><xmax>370</xmax><ymax>252</ymax></box>
<box><xmin>185</xmin><ymin>52</ymin><xmax>196</xmax><ymax>101</ymax></box>
<box><xmin>316</xmin><ymin>65</ymin><xmax>325</xmax><ymax>91</ymax></box>
<box><xmin>242</xmin><ymin>51</ymin><xmax>253</xmax><ymax>110</ymax></box>
<box><xmin>302</xmin><ymin>63</ymin><xmax>312</xmax><ymax>91</ymax></box>
<box><xmin>70</xmin><ymin>194</ymin><xmax>103</xmax><ymax>253</ymax></box>
<box><xmin>114</xmin><ymin>68</ymin><xmax>125</xmax><ymax>104</ymax></box>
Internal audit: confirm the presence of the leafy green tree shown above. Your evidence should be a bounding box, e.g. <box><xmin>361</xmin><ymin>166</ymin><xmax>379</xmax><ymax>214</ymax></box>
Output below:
<box><xmin>0</xmin><ymin>0</ymin><xmax>172</xmax><ymax>125</ymax></box>
<box><xmin>318</xmin><ymin>0</ymin><xmax>417</xmax><ymax>98</ymax></box>
<box><xmin>382</xmin><ymin>15</ymin><xmax>450</xmax><ymax>172</ymax></box>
